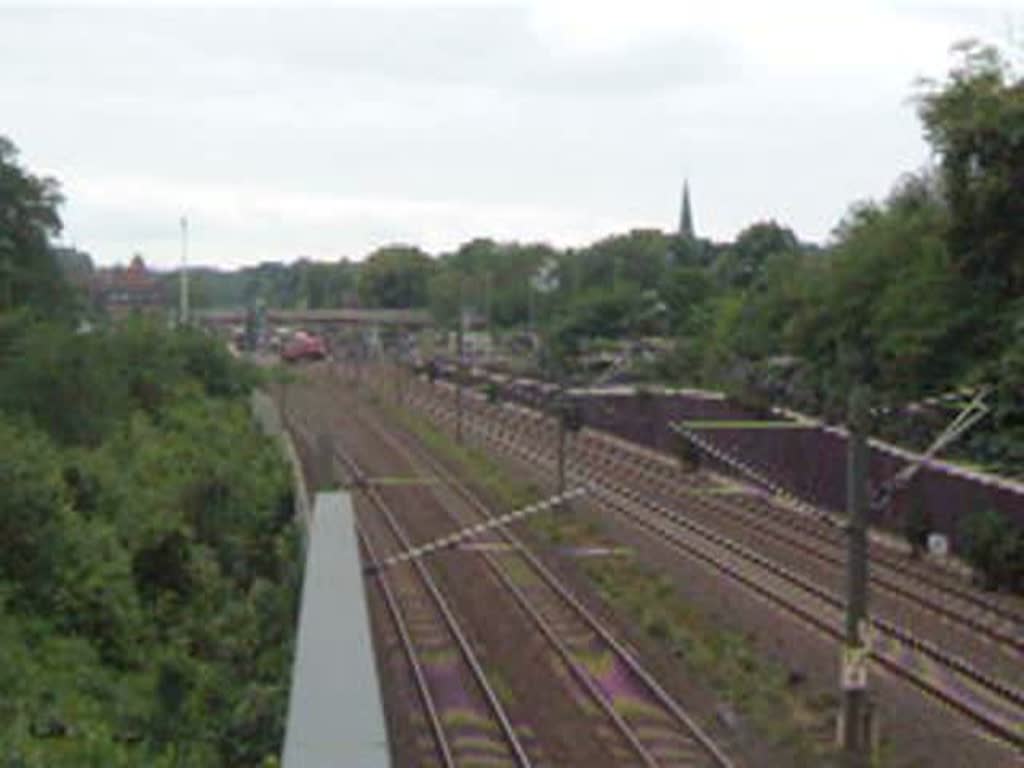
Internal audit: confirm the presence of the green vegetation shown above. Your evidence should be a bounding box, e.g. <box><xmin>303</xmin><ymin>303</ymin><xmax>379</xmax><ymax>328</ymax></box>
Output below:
<box><xmin>0</xmin><ymin>137</ymin><xmax>299</xmax><ymax>765</ymax></box>
<box><xmin>582</xmin><ymin>562</ymin><xmax>838</xmax><ymax>766</ymax></box>
<box><xmin>385</xmin><ymin>394</ymin><xmax>540</xmax><ymax>512</ymax></box>
<box><xmin>0</xmin><ymin>322</ymin><xmax>300</xmax><ymax>767</ymax></box>
<box><xmin>960</xmin><ymin>508</ymin><xmax>1024</xmax><ymax>592</ymax></box>
<box><xmin>0</xmin><ymin>138</ymin><xmax>73</xmax><ymax>319</ymax></box>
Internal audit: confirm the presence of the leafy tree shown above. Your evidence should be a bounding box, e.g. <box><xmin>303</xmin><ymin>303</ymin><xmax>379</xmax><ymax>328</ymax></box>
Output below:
<box><xmin>961</xmin><ymin>508</ymin><xmax>1024</xmax><ymax>591</ymax></box>
<box><xmin>0</xmin><ymin>136</ymin><xmax>71</xmax><ymax>318</ymax></box>
<box><xmin>0</xmin><ymin>418</ymin><xmax>71</xmax><ymax>610</ymax></box>
<box><xmin>358</xmin><ymin>245</ymin><xmax>435</xmax><ymax>308</ymax></box>
<box><xmin>428</xmin><ymin>239</ymin><xmax>555</xmax><ymax>330</ymax></box>
<box><xmin>661</xmin><ymin>264</ymin><xmax>714</xmax><ymax>336</ymax></box>
<box><xmin>713</xmin><ymin>220</ymin><xmax>801</xmax><ymax>289</ymax></box>
<box><xmin>0</xmin><ymin>324</ymin><xmax>298</xmax><ymax>764</ymax></box>
<box><xmin>795</xmin><ymin>175</ymin><xmax>969</xmax><ymax>401</ymax></box>
<box><xmin>918</xmin><ymin>41</ymin><xmax>1024</xmax><ymax>301</ymax></box>
<box><xmin>573</xmin><ymin>229</ymin><xmax>671</xmax><ymax>293</ymax></box>
<box><xmin>549</xmin><ymin>283</ymin><xmax>647</xmax><ymax>358</ymax></box>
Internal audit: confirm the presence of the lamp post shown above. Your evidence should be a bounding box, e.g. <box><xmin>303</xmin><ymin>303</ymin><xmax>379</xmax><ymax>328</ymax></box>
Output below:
<box><xmin>456</xmin><ymin>277</ymin><xmax>465</xmax><ymax>445</ymax></box>
<box><xmin>179</xmin><ymin>216</ymin><xmax>190</xmax><ymax>326</ymax></box>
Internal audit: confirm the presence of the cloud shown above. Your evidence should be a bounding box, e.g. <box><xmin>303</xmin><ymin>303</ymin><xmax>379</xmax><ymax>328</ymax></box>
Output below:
<box><xmin>63</xmin><ymin>173</ymin><xmax>628</xmax><ymax>268</ymax></box>
<box><xmin>1</xmin><ymin>2</ymin><xmax>1014</xmax><ymax>268</ymax></box>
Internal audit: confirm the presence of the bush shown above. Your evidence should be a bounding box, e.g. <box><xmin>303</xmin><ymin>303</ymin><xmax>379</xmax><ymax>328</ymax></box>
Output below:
<box><xmin>671</xmin><ymin>431</ymin><xmax>702</xmax><ymax>472</ymax></box>
<box><xmin>903</xmin><ymin>485</ymin><xmax>932</xmax><ymax>559</ymax></box>
<box><xmin>0</xmin><ymin>322</ymin><xmax>299</xmax><ymax>764</ymax></box>
<box><xmin>960</xmin><ymin>508</ymin><xmax>1024</xmax><ymax>592</ymax></box>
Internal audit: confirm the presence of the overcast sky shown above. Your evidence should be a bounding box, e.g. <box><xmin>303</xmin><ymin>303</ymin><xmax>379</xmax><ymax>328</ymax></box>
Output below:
<box><xmin>1</xmin><ymin>2</ymin><xmax>1019</xmax><ymax>269</ymax></box>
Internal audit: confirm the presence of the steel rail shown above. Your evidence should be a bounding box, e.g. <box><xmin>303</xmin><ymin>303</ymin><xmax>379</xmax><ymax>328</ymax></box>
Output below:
<box><xmin>409</xmin><ymin>387</ymin><xmax>1024</xmax><ymax>751</ymax></box>
<box><xmin>289</xmin><ymin>412</ymin><xmax>533</xmax><ymax>768</ymax></box>
<box><xmin>334</xmin><ymin>444</ymin><xmax>535</xmax><ymax>768</ymax></box>
<box><xmin>355</xmin><ymin>391</ymin><xmax>737</xmax><ymax>768</ymax></box>
<box><xmin>428</xmin><ymin>367</ymin><xmax>1024</xmax><ymax>629</ymax></box>
<box><xmin>575</xmin><ymin>438</ymin><xmax>1024</xmax><ymax>655</ymax></box>
<box><xmin>355</xmin><ymin>521</ymin><xmax>457</xmax><ymax>768</ymax></box>
<box><xmin>424</xmin><ymin>372</ymin><xmax>1024</xmax><ymax>632</ymax></box>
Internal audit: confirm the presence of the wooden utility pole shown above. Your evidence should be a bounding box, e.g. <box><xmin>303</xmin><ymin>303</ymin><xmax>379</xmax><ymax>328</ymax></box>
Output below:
<box><xmin>841</xmin><ymin>386</ymin><xmax>872</xmax><ymax>766</ymax></box>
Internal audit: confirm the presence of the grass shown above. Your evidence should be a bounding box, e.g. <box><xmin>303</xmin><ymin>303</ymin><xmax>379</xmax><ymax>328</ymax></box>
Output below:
<box><xmin>385</xmin><ymin>396</ymin><xmax>541</xmax><ymax>512</ymax></box>
<box><xmin>372</xmin><ymin>388</ymin><xmax>847</xmax><ymax>767</ymax></box>
<box><xmin>580</xmin><ymin>560</ymin><xmax>839</xmax><ymax>765</ymax></box>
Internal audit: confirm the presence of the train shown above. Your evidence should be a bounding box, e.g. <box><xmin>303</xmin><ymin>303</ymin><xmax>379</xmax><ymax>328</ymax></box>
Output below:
<box><xmin>281</xmin><ymin>331</ymin><xmax>328</xmax><ymax>363</ymax></box>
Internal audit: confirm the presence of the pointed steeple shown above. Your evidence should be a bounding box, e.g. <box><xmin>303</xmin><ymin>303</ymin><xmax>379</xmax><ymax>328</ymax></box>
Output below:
<box><xmin>679</xmin><ymin>180</ymin><xmax>695</xmax><ymax>241</ymax></box>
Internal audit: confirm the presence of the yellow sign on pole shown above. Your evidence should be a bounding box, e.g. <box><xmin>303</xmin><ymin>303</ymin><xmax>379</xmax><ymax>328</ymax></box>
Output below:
<box><xmin>841</xmin><ymin>645</ymin><xmax>869</xmax><ymax>691</ymax></box>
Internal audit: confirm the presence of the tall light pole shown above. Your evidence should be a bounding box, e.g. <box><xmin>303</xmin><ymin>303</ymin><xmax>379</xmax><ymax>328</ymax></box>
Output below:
<box><xmin>456</xmin><ymin>277</ymin><xmax>465</xmax><ymax>445</ymax></box>
<box><xmin>179</xmin><ymin>215</ymin><xmax>190</xmax><ymax>326</ymax></box>
<box><xmin>485</xmin><ymin>270</ymin><xmax>494</xmax><ymax>357</ymax></box>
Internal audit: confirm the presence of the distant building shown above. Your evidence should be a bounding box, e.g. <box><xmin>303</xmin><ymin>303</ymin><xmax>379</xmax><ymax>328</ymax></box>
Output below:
<box><xmin>94</xmin><ymin>254</ymin><xmax>167</xmax><ymax>320</ymax></box>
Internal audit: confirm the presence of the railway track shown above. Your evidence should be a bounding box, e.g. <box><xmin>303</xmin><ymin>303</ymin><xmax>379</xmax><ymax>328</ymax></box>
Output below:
<box><xmin>398</xmin><ymin>373</ymin><xmax>1024</xmax><ymax>752</ymax></box>
<box><xmin>323</xmin><ymin>379</ymin><xmax>738</xmax><ymax>767</ymax></box>
<box><xmin>288</xmin><ymin>413</ymin><xmax>533</xmax><ymax>768</ymax></box>
<box><xmin>417</xmin><ymin>373</ymin><xmax>1024</xmax><ymax>649</ymax></box>
<box><xmin>428</xmin><ymin>364</ymin><xmax>1024</xmax><ymax>630</ymax></box>
<box><xmin>458</xmin><ymin>387</ymin><xmax>1024</xmax><ymax>668</ymax></box>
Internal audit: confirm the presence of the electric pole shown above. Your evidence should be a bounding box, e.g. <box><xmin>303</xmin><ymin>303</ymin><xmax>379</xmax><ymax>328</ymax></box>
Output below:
<box><xmin>485</xmin><ymin>271</ymin><xmax>493</xmax><ymax>334</ymax></box>
<box><xmin>528</xmin><ymin>282</ymin><xmax>535</xmax><ymax>342</ymax></box>
<box><xmin>841</xmin><ymin>385</ymin><xmax>872</xmax><ymax>766</ymax></box>
<box><xmin>456</xmin><ymin>277</ymin><xmax>465</xmax><ymax>445</ymax></box>
<box><xmin>556</xmin><ymin>396</ymin><xmax>567</xmax><ymax>498</ymax></box>
<box><xmin>179</xmin><ymin>216</ymin><xmax>190</xmax><ymax>326</ymax></box>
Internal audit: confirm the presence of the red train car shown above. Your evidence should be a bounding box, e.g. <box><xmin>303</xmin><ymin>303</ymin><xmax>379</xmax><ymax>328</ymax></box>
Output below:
<box><xmin>281</xmin><ymin>332</ymin><xmax>327</xmax><ymax>363</ymax></box>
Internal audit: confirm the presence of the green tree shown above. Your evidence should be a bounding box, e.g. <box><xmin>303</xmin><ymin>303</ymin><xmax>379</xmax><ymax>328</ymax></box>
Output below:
<box><xmin>549</xmin><ymin>283</ymin><xmax>647</xmax><ymax>359</ymax></box>
<box><xmin>714</xmin><ymin>220</ymin><xmax>801</xmax><ymax>289</ymax></box>
<box><xmin>575</xmin><ymin>229</ymin><xmax>671</xmax><ymax>293</ymax></box>
<box><xmin>357</xmin><ymin>245</ymin><xmax>435</xmax><ymax>308</ymax></box>
<box><xmin>0</xmin><ymin>136</ymin><xmax>71</xmax><ymax>318</ymax></box>
<box><xmin>918</xmin><ymin>41</ymin><xmax>1024</xmax><ymax>301</ymax></box>
<box><xmin>427</xmin><ymin>239</ymin><xmax>555</xmax><ymax>329</ymax></box>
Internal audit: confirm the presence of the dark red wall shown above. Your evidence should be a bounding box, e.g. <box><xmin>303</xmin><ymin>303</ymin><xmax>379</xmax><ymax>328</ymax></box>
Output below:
<box><xmin>576</xmin><ymin>391</ymin><xmax>1023</xmax><ymax>553</ymax></box>
<box><xmin>447</xmin><ymin>364</ymin><xmax>1023</xmax><ymax>554</ymax></box>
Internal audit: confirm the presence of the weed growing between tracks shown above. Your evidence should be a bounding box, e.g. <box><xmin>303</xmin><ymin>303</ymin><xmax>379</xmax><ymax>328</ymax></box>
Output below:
<box><xmin>377</xmin><ymin>394</ymin><xmax>841</xmax><ymax>766</ymax></box>
<box><xmin>383</xmin><ymin>396</ymin><xmax>542</xmax><ymax>511</ymax></box>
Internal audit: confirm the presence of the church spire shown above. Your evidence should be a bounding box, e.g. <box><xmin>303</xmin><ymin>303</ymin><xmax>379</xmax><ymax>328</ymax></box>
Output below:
<box><xmin>679</xmin><ymin>180</ymin><xmax>695</xmax><ymax>241</ymax></box>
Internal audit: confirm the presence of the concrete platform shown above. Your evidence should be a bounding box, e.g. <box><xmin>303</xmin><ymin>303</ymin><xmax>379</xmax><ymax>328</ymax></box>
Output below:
<box><xmin>283</xmin><ymin>492</ymin><xmax>389</xmax><ymax>768</ymax></box>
